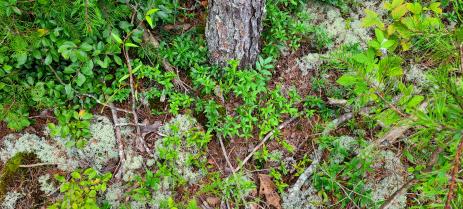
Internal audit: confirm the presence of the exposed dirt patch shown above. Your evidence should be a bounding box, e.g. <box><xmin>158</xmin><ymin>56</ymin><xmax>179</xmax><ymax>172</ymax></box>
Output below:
<box><xmin>271</xmin><ymin>46</ymin><xmax>314</xmax><ymax>97</ymax></box>
<box><xmin>4</xmin><ymin>154</ymin><xmax>61</xmax><ymax>209</ymax></box>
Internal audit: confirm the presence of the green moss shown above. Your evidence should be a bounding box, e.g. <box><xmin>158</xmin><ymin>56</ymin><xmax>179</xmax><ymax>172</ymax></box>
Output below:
<box><xmin>0</xmin><ymin>153</ymin><xmax>27</xmax><ymax>201</ymax></box>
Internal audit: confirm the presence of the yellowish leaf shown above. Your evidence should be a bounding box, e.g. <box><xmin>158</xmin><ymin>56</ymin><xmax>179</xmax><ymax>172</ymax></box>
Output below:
<box><xmin>391</xmin><ymin>4</ymin><xmax>408</xmax><ymax>20</ymax></box>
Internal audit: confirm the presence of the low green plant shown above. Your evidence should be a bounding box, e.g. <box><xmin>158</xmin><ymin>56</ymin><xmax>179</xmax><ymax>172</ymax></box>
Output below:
<box><xmin>362</xmin><ymin>0</ymin><xmax>457</xmax><ymax>63</ymax></box>
<box><xmin>329</xmin><ymin>0</ymin><xmax>463</xmax><ymax>207</ymax></box>
<box><xmin>49</xmin><ymin>168</ymin><xmax>112</xmax><ymax>209</ymax></box>
<box><xmin>313</xmin><ymin>136</ymin><xmax>374</xmax><ymax>208</ymax></box>
<box><xmin>201</xmin><ymin>172</ymin><xmax>256</xmax><ymax>206</ymax></box>
<box><xmin>125</xmin><ymin>118</ymin><xmax>211</xmax><ymax>207</ymax></box>
<box><xmin>262</xmin><ymin>0</ymin><xmax>312</xmax><ymax>57</ymax></box>
<box><xmin>48</xmin><ymin>109</ymin><xmax>93</xmax><ymax>148</ymax></box>
<box><xmin>194</xmin><ymin>58</ymin><xmax>300</xmax><ymax>143</ymax></box>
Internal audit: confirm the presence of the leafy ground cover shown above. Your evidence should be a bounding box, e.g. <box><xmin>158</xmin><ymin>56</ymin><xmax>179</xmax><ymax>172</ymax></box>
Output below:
<box><xmin>0</xmin><ymin>0</ymin><xmax>463</xmax><ymax>208</ymax></box>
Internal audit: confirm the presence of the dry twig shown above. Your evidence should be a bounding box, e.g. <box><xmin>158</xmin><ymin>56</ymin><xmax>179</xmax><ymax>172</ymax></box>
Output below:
<box><xmin>233</xmin><ymin>115</ymin><xmax>300</xmax><ymax>173</ymax></box>
<box><xmin>121</xmin><ymin>45</ymin><xmax>150</xmax><ymax>153</ymax></box>
<box><xmin>109</xmin><ymin>103</ymin><xmax>126</xmax><ymax>180</ymax></box>
<box><xmin>445</xmin><ymin>135</ymin><xmax>463</xmax><ymax>209</ymax></box>
<box><xmin>217</xmin><ymin>135</ymin><xmax>235</xmax><ymax>173</ymax></box>
<box><xmin>19</xmin><ymin>162</ymin><xmax>61</xmax><ymax>168</ymax></box>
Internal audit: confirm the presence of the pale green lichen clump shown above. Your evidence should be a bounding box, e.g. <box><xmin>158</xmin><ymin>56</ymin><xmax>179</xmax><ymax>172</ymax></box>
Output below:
<box><xmin>299</xmin><ymin>0</ymin><xmax>378</xmax><ymax>75</ymax></box>
<box><xmin>104</xmin><ymin>115</ymin><xmax>208</xmax><ymax>208</ymax></box>
<box><xmin>121</xmin><ymin>148</ymin><xmax>144</xmax><ymax>182</ymax></box>
<box><xmin>73</xmin><ymin>115</ymin><xmax>118</xmax><ymax>171</ymax></box>
<box><xmin>0</xmin><ymin>115</ymin><xmax>119</xmax><ymax>172</ymax></box>
<box><xmin>1</xmin><ymin>192</ymin><xmax>23</xmax><ymax>209</ymax></box>
<box><xmin>0</xmin><ymin>134</ymin><xmax>77</xmax><ymax>171</ymax></box>
<box><xmin>366</xmin><ymin>151</ymin><xmax>408</xmax><ymax>209</ymax></box>
<box><xmin>38</xmin><ymin>174</ymin><xmax>57</xmax><ymax>196</ymax></box>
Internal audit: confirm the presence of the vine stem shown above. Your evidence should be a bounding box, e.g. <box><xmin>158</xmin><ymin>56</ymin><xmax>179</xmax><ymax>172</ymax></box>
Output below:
<box><xmin>445</xmin><ymin>135</ymin><xmax>463</xmax><ymax>209</ymax></box>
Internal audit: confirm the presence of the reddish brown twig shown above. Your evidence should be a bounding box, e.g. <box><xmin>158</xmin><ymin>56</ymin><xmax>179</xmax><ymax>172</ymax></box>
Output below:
<box><xmin>121</xmin><ymin>45</ymin><xmax>150</xmax><ymax>153</ymax></box>
<box><xmin>445</xmin><ymin>135</ymin><xmax>463</xmax><ymax>209</ymax></box>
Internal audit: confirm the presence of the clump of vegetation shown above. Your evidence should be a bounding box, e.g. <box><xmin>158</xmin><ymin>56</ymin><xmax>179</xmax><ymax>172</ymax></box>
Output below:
<box><xmin>0</xmin><ymin>0</ymin><xmax>463</xmax><ymax>208</ymax></box>
<box><xmin>49</xmin><ymin>168</ymin><xmax>112</xmax><ymax>209</ymax></box>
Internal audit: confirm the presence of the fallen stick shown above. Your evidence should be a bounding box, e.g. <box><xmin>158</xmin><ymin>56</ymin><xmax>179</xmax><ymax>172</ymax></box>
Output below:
<box><xmin>288</xmin><ymin>108</ymin><xmax>368</xmax><ymax>196</ymax></box>
<box><xmin>380</xmin><ymin>147</ymin><xmax>443</xmax><ymax>209</ymax></box>
<box><xmin>122</xmin><ymin>45</ymin><xmax>150</xmax><ymax>154</ymax></box>
<box><xmin>379</xmin><ymin>177</ymin><xmax>418</xmax><ymax>209</ymax></box>
<box><xmin>217</xmin><ymin>134</ymin><xmax>235</xmax><ymax>173</ymax></box>
<box><xmin>109</xmin><ymin>103</ymin><xmax>126</xmax><ymax>180</ymax></box>
<box><xmin>233</xmin><ymin>115</ymin><xmax>300</xmax><ymax>173</ymax></box>
<box><xmin>19</xmin><ymin>162</ymin><xmax>61</xmax><ymax>168</ymax></box>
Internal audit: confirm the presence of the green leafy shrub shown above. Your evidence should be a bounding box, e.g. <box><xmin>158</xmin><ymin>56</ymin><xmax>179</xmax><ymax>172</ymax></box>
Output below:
<box><xmin>262</xmin><ymin>0</ymin><xmax>312</xmax><ymax>57</ymax></box>
<box><xmin>49</xmin><ymin>168</ymin><xmax>112</xmax><ymax>209</ymax></box>
<box><xmin>330</xmin><ymin>0</ymin><xmax>463</xmax><ymax>207</ymax></box>
<box><xmin>48</xmin><ymin>109</ymin><xmax>93</xmax><ymax>148</ymax></box>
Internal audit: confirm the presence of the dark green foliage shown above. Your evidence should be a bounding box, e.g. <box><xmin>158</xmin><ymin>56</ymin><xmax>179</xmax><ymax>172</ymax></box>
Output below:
<box><xmin>0</xmin><ymin>0</ymin><xmax>133</xmax><ymax>130</ymax></box>
<box><xmin>262</xmin><ymin>0</ymin><xmax>312</xmax><ymax>57</ymax></box>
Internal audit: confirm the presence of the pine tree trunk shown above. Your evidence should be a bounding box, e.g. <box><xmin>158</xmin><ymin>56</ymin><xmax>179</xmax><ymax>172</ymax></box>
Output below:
<box><xmin>206</xmin><ymin>0</ymin><xmax>265</xmax><ymax>68</ymax></box>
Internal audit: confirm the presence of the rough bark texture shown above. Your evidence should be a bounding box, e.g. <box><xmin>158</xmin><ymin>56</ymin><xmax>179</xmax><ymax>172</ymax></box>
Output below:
<box><xmin>206</xmin><ymin>0</ymin><xmax>265</xmax><ymax>68</ymax></box>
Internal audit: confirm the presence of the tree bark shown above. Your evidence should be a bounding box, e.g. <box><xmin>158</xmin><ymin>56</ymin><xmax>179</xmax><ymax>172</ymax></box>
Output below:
<box><xmin>206</xmin><ymin>0</ymin><xmax>265</xmax><ymax>68</ymax></box>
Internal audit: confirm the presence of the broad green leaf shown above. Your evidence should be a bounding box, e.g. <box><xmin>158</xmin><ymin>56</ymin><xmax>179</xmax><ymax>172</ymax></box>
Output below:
<box><xmin>124</xmin><ymin>42</ymin><xmax>139</xmax><ymax>48</ymax></box>
<box><xmin>362</xmin><ymin>9</ymin><xmax>384</xmax><ymax>29</ymax></box>
<box><xmin>387</xmin><ymin>25</ymin><xmax>395</xmax><ymax>35</ymax></box>
<box><xmin>80</xmin><ymin>42</ymin><xmax>93</xmax><ymax>51</ymax></box>
<box><xmin>382</xmin><ymin>39</ymin><xmax>396</xmax><ymax>49</ymax></box>
<box><xmin>12</xmin><ymin>7</ymin><xmax>22</xmax><ymax>15</ymax></box>
<box><xmin>391</xmin><ymin>4</ymin><xmax>408</xmax><ymax>19</ymax></box>
<box><xmin>65</xmin><ymin>84</ymin><xmax>74</xmax><ymax>98</ymax></box>
<box><xmin>71</xmin><ymin>171</ymin><xmax>81</xmax><ymax>179</ymax></box>
<box><xmin>113</xmin><ymin>55</ymin><xmax>122</xmax><ymax>65</ymax></box>
<box><xmin>111</xmin><ymin>33</ymin><xmax>123</xmax><ymax>44</ymax></box>
<box><xmin>145</xmin><ymin>15</ymin><xmax>154</xmax><ymax>28</ymax></box>
<box><xmin>16</xmin><ymin>52</ymin><xmax>27</xmax><ymax>66</ymax></box>
<box><xmin>384</xmin><ymin>0</ymin><xmax>403</xmax><ymax>10</ymax></box>
<box><xmin>428</xmin><ymin>2</ymin><xmax>442</xmax><ymax>15</ymax></box>
<box><xmin>146</xmin><ymin>8</ymin><xmax>159</xmax><ymax>16</ymax></box>
<box><xmin>44</xmin><ymin>54</ymin><xmax>52</xmax><ymax>65</ymax></box>
<box><xmin>76</xmin><ymin>73</ymin><xmax>86</xmax><ymax>86</ymax></box>
<box><xmin>376</xmin><ymin>109</ymin><xmax>400</xmax><ymax>127</ymax></box>
<box><xmin>353</xmin><ymin>53</ymin><xmax>369</xmax><ymax>64</ymax></box>
<box><xmin>406</xmin><ymin>3</ymin><xmax>422</xmax><ymax>15</ymax></box>
<box><xmin>81</xmin><ymin>60</ymin><xmax>94</xmax><ymax>76</ymax></box>
<box><xmin>407</xmin><ymin>95</ymin><xmax>424</xmax><ymax>109</ymax></box>
<box><xmin>337</xmin><ymin>75</ymin><xmax>358</xmax><ymax>87</ymax></box>
<box><xmin>375</xmin><ymin>29</ymin><xmax>385</xmax><ymax>43</ymax></box>
<box><xmin>387</xmin><ymin>67</ymin><xmax>403</xmax><ymax>77</ymax></box>
<box><xmin>400</xmin><ymin>40</ymin><xmax>411</xmax><ymax>51</ymax></box>
<box><xmin>55</xmin><ymin>175</ymin><xmax>65</xmax><ymax>182</ymax></box>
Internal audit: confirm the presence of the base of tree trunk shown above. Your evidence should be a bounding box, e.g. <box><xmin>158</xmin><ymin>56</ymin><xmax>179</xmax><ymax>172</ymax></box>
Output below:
<box><xmin>206</xmin><ymin>0</ymin><xmax>265</xmax><ymax>68</ymax></box>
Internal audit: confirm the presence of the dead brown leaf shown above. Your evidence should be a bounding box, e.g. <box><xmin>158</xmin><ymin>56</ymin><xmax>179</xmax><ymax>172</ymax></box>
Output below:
<box><xmin>258</xmin><ymin>174</ymin><xmax>282</xmax><ymax>209</ymax></box>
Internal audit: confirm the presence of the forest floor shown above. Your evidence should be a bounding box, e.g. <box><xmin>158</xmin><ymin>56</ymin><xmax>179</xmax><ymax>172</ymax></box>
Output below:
<box><xmin>1</xmin><ymin>0</ymin><xmax>462</xmax><ymax>209</ymax></box>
